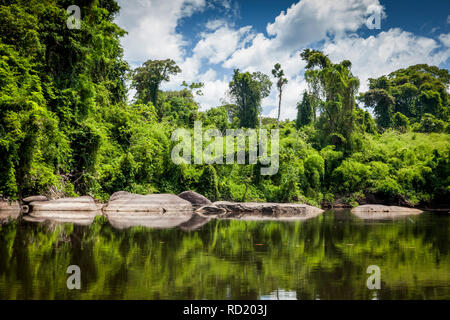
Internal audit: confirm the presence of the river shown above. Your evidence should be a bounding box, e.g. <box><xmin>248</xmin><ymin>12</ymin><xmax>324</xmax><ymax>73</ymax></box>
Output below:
<box><xmin>0</xmin><ymin>210</ymin><xmax>448</xmax><ymax>299</ymax></box>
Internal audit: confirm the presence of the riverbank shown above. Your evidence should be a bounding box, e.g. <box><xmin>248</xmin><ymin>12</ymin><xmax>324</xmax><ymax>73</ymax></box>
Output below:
<box><xmin>1</xmin><ymin>190</ymin><xmax>442</xmax><ymax>229</ymax></box>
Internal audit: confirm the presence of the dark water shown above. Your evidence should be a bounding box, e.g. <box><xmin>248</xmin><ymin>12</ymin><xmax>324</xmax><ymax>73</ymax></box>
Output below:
<box><xmin>0</xmin><ymin>210</ymin><xmax>448</xmax><ymax>300</ymax></box>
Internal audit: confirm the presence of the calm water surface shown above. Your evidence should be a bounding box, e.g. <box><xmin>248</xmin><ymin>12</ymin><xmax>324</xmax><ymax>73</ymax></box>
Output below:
<box><xmin>0</xmin><ymin>210</ymin><xmax>448</xmax><ymax>299</ymax></box>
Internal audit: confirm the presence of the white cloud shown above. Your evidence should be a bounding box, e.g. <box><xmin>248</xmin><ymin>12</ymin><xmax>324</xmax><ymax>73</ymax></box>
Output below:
<box><xmin>115</xmin><ymin>0</ymin><xmax>206</xmax><ymax>65</ymax></box>
<box><xmin>116</xmin><ymin>0</ymin><xmax>449</xmax><ymax>120</ymax></box>
<box><xmin>266</xmin><ymin>0</ymin><xmax>385</xmax><ymax>50</ymax></box>
<box><xmin>196</xmin><ymin>78</ymin><xmax>230</xmax><ymax>111</ymax></box>
<box><xmin>439</xmin><ymin>33</ymin><xmax>450</xmax><ymax>47</ymax></box>
<box><xmin>193</xmin><ymin>24</ymin><xmax>254</xmax><ymax>64</ymax></box>
<box><xmin>324</xmin><ymin>29</ymin><xmax>450</xmax><ymax>91</ymax></box>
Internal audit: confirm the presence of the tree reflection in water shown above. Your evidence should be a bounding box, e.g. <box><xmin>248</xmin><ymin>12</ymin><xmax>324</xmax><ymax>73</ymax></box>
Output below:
<box><xmin>0</xmin><ymin>210</ymin><xmax>448</xmax><ymax>300</ymax></box>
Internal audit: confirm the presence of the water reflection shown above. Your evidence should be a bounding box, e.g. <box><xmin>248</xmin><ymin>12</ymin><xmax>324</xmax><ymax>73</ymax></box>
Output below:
<box><xmin>0</xmin><ymin>210</ymin><xmax>448</xmax><ymax>300</ymax></box>
<box><xmin>260</xmin><ymin>289</ymin><xmax>297</xmax><ymax>300</ymax></box>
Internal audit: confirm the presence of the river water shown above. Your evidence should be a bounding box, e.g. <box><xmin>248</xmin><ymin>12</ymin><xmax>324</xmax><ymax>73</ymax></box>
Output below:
<box><xmin>0</xmin><ymin>210</ymin><xmax>448</xmax><ymax>299</ymax></box>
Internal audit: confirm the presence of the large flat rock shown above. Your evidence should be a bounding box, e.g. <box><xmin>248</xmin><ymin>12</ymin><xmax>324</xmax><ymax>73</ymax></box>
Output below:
<box><xmin>29</xmin><ymin>196</ymin><xmax>103</xmax><ymax>211</ymax></box>
<box><xmin>104</xmin><ymin>192</ymin><xmax>193</xmax><ymax>214</ymax></box>
<box><xmin>212</xmin><ymin>201</ymin><xmax>324</xmax><ymax>220</ymax></box>
<box><xmin>351</xmin><ymin>204</ymin><xmax>423</xmax><ymax>219</ymax></box>
<box><xmin>26</xmin><ymin>196</ymin><xmax>103</xmax><ymax>224</ymax></box>
<box><xmin>104</xmin><ymin>192</ymin><xmax>194</xmax><ymax>229</ymax></box>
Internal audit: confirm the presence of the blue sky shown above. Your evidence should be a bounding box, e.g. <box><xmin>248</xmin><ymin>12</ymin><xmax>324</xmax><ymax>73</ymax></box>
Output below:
<box><xmin>115</xmin><ymin>0</ymin><xmax>450</xmax><ymax>119</ymax></box>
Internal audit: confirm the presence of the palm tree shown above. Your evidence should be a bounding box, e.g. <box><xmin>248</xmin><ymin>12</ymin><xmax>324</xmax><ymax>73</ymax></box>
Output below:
<box><xmin>272</xmin><ymin>63</ymin><xmax>288</xmax><ymax>129</ymax></box>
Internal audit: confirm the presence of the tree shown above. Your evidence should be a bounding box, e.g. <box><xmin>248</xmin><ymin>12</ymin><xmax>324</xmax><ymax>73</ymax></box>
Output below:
<box><xmin>228</xmin><ymin>69</ymin><xmax>272</xmax><ymax>128</ymax></box>
<box><xmin>272</xmin><ymin>63</ymin><xmax>288</xmax><ymax>129</ymax></box>
<box><xmin>392</xmin><ymin>112</ymin><xmax>410</xmax><ymax>133</ymax></box>
<box><xmin>300</xmin><ymin>49</ymin><xmax>359</xmax><ymax>148</ymax></box>
<box><xmin>362</xmin><ymin>64</ymin><xmax>450</xmax><ymax>126</ymax></box>
<box><xmin>131</xmin><ymin>59</ymin><xmax>181</xmax><ymax>114</ymax></box>
<box><xmin>361</xmin><ymin>89</ymin><xmax>395</xmax><ymax>129</ymax></box>
<box><xmin>296</xmin><ymin>92</ymin><xmax>314</xmax><ymax>128</ymax></box>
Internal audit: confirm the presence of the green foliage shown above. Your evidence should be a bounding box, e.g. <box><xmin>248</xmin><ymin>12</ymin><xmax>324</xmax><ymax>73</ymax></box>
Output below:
<box><xmin>300</xmin><ymin>49</ymin><xmax>360</xmax><ymax>150</ymax></box>
<box><xmin>131</xmin><ymin>59</ymin><xmax>181</xmax><ymax>115</ymax></box>
<box><xmin>392</xmin><ymin>112</ymin><xmax>410</xmax><ymax>133</ymax></box>
<box><xmin>362</xmin><ymin>64</ymin><xmax>450</xmax><ymax>130</ymax></box>
<box><xmin>198</xmin><ymin>165</ymin><xmax>219</xmax><ymax>201</ymax></box>
<box><xmin>0</xmin><ymin>3</ymin><xmax>448</xmax><ymax>210</ymax></box>
<box><xmin>296</xmin><ymin>92</ymin><xmax>314</xmax><ymax>128</ymax></box>
<box><xmin>415</xmin><ymin>113</ymin><xmax>445</xmax><ymax>133</ymax></box>
<box><xmin>228</xmin><ymin>69</ymin><xmax>272</xmax><ymax>128</ymax></box>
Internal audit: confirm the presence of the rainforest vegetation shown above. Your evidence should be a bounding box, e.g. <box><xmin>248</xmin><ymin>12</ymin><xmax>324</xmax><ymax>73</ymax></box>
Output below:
<box><xmin>1</xmin><ymin>0</ymin><xmax>449</xmax><ymax>208</ymax></box>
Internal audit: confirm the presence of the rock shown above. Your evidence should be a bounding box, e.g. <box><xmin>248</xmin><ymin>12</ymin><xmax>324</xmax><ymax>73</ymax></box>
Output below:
<box><xmin>212</xmin><ymin>201</ymin><xmax>324</xmax><ymax>220</ymax></box>
<box><xmin>0</xmin><ymin>199</ymin><xmax>20</xmax><ymax>211</ymax></box>
<box><xmin>104</xmin><ymin>192</ymin><xmax>194</xmax><ymax>229</ymax></box>
<box><xmin>104</xmin><ymin>192</ymin><xmax>193</xmax><ymax>214</ymax></box>
<box><xmin>351</xmin><ymin>204</ymin><xmax>423</xmax><ymax>219</ymax></box>
<box><xmin>29</xmin><ymin>196</ymin><xmax>103</xmax><ymax>212</ymax></box>
<box><xmin>0</xmin><ymin>199</ymin><xmax>20</xmax><ymax>223</ymax></box>
<box><xmin>22</xmin><ymin>195</ymin><xmax>48</xmax><ymax>204</ymax></box>
<box><xmin>196</xmin><ymin>205</ymin><xmax>227</xmax><ymax>216</ymax></box>
<box><xmin>178</xmin><ymin>191</ymin><xmax>212</xmax><ymax>208</ymax></box>
<box><xmin>25</xmin><ymin>196</ymin><xmax>103</xmax><ymax>224</ymax></box>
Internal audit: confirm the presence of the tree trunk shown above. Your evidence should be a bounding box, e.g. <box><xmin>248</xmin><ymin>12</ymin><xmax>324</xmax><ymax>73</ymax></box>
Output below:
<box><xmin>277</xmin><ymin>88</ymin><xmax>282</xmax><ymax>129</ymax></box>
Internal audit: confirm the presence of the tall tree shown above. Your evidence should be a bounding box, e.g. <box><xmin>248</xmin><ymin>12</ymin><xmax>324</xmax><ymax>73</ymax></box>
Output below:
<box><xmin>131</xmin><ymin>59</ymin><xmax>181</xmax><ymax>113</ymax></box>
<box><xmin>296</xmin><ymin>92</ymin><xmax>314</xmax><ymax>128</ymax></box>
<box><xmin>228</xmin><ymin>69</ymin><xmax>272</xmax><ymax>128</ymax></box>
<box><xmin>272</xmin><ymin>63</ymin><xmax>288</xmax><ymax>129</ymax></box>
<box><xmin>300</xmin><ymin>49</ymin><xmax>359</xmax><ymax>147</ymax></box>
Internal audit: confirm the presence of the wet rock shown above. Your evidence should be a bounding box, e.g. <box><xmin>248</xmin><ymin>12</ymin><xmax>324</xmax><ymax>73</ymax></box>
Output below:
<box><xmin>22</xmin><ymin>195</ymin><xmax>48</xmax><ymax>204</ymax></box>
<box><xmin>195</xmin><ymin>205</ymin><xmax>226</xmax><ymax>216</ymax></box>
<box><xmin>351</xmin><ymin>204</ymin><xmax>423</xmax><ymax>219</ymax></box>
<box><xmin>29</xmin><ymin>196</ymin><xmax>103</xmax><ymax>212</ymax></box>
<box><xmin>25</xmin><ymin>196</ymin><xmax>103</xmax><ymax>224</ymax></box>
<box><xmin>213</xmin><ymin>201</ymin><xmax>324</xmax><ymax>220</ymax></box>
<box><xmin>104</xmin><ymin>192</ymin><xmax>193</xmax><ymax>214</ymax></box>
<box><xmin>104</xmin><ymin>192</ymin><xmax>194</xmax><ymax>229</ymax></box>
<box><xmin>178</xmin><ymin>191</ymin><xmax>212</xmax><ymax>208</ymax></box>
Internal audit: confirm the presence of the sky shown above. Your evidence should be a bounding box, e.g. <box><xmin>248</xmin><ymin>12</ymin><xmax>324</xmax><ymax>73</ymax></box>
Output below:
<box><xmin>114</xmin><ymin>0</ymin><xmax>450</xmax><ymax>120</ymax></box>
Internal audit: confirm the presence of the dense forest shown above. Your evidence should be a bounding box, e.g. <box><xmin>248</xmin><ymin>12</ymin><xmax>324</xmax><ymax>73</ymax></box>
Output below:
<box><xmin>1</xmin><ymin>0</ymin><xmax>449</xmax><ymax>208</ymax></box>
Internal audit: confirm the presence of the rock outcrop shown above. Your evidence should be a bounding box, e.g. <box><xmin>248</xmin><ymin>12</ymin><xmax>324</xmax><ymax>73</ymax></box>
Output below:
<box><xmin>351</xmin><ymin>204</ymin><xmax>423</xmax><ymax>219</ymax></box>
<box><xmin>212</xmin><ymin>201</ymin><xmax>324</xmax><ymax>220</ymax></box>
<box><xmin>25</xmin><ymin>196</ymin><xmax>103</xmax><ymax>224</ymax></box>
<box><xmin>178</xmin><ymin>191</ymin><xmax>212</xmax><ymax>208</ymax></box>
<box><xmin>23</xmin><ymin>195</ymin><xmax>48</xmax><ymax>204</ymax></box>
<box><xmin>195</xmin><ymin>205</ymin><xmax>227</xmax><ymax>216</ymax></box>
<box><xmin>104</xmin><ymin>192</ymin><xmax>194</xmax><ymax>229</ymax></box>
<box><xmin>29</xmin><ymin>196</ymin><xmax>103</xmax><ymax>212</ymax></box>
